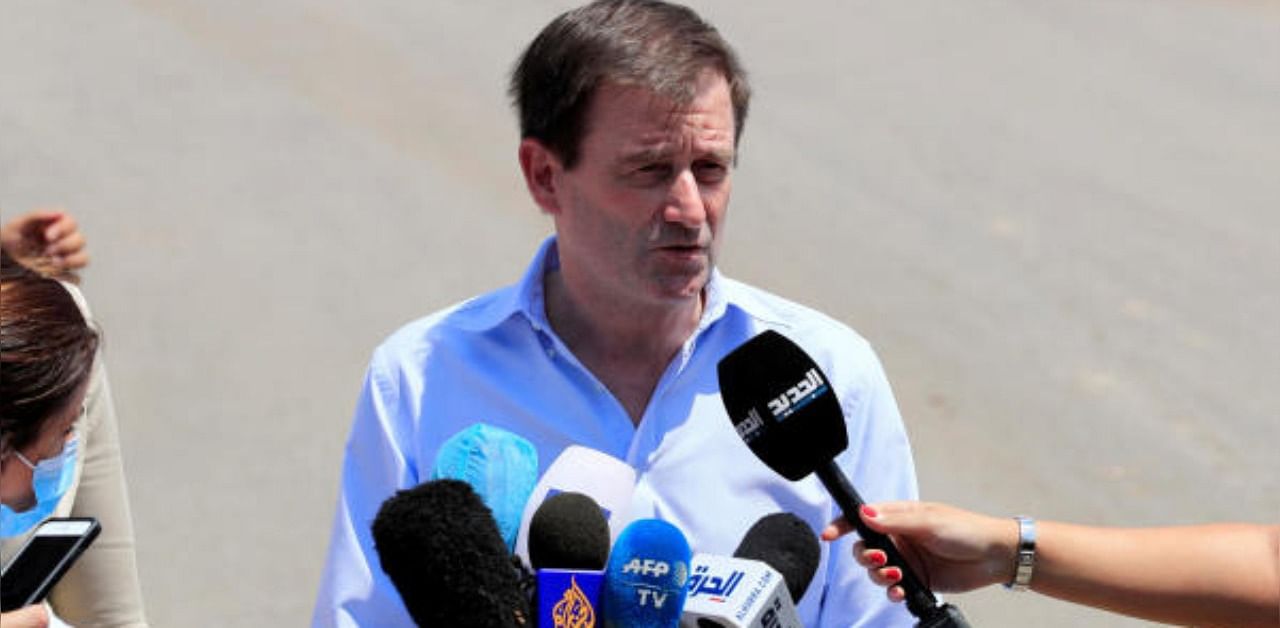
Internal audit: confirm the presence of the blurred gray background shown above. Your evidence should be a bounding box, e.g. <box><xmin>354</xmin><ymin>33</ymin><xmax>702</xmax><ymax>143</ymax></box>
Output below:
<box><xmin>2</xmin><ymin>1</ymin><xmax>1277</xmax><ymax>626</ymax></box>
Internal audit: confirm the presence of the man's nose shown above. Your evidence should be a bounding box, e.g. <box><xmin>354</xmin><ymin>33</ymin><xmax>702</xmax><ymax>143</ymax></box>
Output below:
<box><xmin>662</xmin><ymin>169</ymin><xmax>706</xmax><ymax>228</ymax></box>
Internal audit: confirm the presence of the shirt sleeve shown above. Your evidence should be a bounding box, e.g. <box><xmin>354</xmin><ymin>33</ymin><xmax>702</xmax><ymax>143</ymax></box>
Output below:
<box><xmin>50</xmin><ymin>358</ymin><xmax>150</xmax><ymax>628</ymax></box>
<box><xmin>312</xmin><ymin>348</ymin><xmax>417</xmax><ymax>628</ymax></box>
<box><xmin>818</xmin><ymin>343</ymin><xmax>919</xmax><ymax>628</ymax></box>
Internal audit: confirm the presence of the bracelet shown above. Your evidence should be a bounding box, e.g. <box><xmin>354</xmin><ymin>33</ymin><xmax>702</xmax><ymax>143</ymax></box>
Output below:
<box><xmin>1004</xmin><ymin>516</ymin><xmax>1036</xmax><ymax>591</ymax></box>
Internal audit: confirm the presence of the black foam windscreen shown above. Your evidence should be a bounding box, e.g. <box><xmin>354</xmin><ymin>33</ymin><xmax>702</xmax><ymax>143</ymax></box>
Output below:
<box><xmin>528</xmin><ymin>491</ymin><xmax>611</xmax><ymax>571</ymax></box>
<box><xmin>717</xmin><ymin>329</ymin><xmax>847</xmax><ymax>480</ymax></box>
<box><xmin>371</xmin><ymin>479</ymin><xmax>531</xmax><ymax>627</ymax></box>
<box><xmin>733</xmin><ymin>512</ymin><xmax>821</xmax><ymax>602</ymax></box>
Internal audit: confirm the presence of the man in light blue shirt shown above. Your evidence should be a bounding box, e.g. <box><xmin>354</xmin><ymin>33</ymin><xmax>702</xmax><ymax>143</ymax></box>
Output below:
<box><xmin>314</xmin><ymin>1</ymin><xmax>919</xmax><ymax>625</ymax></box>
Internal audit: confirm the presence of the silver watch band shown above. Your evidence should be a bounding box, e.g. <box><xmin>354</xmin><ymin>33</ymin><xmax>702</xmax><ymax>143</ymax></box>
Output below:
<box><xmin>1005</xmin><ymin>515</ymin><xmax>1036</xmax><ymax>591</ymax></box>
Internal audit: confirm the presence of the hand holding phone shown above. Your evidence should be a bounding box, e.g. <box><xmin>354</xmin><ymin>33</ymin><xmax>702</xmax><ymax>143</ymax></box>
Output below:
<box><xmin>1</xmin><ymin>517</ymin><xmax>100</xmax><ymax>612</ymax></box>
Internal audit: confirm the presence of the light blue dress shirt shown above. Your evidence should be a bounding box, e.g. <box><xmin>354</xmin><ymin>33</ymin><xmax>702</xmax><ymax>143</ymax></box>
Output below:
<box><xmin>313</xmin><ymin>237</ymin><xmax>919</xmax><ymax>627</ymax></box>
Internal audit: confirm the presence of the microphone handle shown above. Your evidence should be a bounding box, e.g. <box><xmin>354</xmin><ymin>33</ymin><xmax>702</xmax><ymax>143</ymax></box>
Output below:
<box><xmin>815</xmin><ymin>461</ymin><xmax>967</xmax><ymax>624</ymax></box>
<box><xmin>916</xmin><ymin>603</ymin><xmax>973</xmax><ymax>628</ymax></box>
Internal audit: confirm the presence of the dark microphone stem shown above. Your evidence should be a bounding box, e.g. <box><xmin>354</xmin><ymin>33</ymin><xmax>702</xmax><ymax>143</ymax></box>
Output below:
<box><xmin>814</xmin><ymin>461</ymin><xmax>972</xmax><ymax>627</ymax></box>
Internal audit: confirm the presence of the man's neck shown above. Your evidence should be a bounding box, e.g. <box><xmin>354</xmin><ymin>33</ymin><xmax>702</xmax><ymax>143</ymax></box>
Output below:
<box><xmin>543</xmin><ymin>269</ymin><xmax>703</xmax><ymax>424</ymax></box>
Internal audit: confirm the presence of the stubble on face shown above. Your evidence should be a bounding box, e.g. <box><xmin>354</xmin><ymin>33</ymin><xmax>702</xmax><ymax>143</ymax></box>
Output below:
<box><xmin>555</xmin><ymin>71</ymin><xmax>735</xmax><ymax>310</ymax></box>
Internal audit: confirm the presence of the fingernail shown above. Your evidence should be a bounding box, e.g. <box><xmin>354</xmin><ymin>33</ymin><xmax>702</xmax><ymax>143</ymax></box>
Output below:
<box><xmin>871</xmin><ymin>552</ymin><xmax>887</xmax><ymax>567</ymax></box>
<box><xmin>886</xmin><ymin>567</ymin><xmax>902</xmax><ymax>582</ymax></box>
<box><xmin>861</xmin><ymin>505</ymin><xmax>878</xmax><ymax>519</ymax></box>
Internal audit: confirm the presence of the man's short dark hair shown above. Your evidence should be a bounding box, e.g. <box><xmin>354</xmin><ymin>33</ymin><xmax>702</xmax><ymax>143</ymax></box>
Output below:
<box><xmin>510</xmin><ymin>0</ymin><xmax>751</xmax><ymax>169</ymax></box>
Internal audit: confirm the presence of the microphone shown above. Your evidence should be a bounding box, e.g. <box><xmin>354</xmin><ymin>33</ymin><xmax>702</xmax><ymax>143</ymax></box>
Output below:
<box><xmin>679</xmin><ymin>513</ymin><xmax>818</xmax><ymax>628</ymax></box>
<box><xmin>431</xmin><ymin>423</ymin><xmax>539</xmax><ymax>551</ymax></box>
<box><xmin>602</xmin><ymin>518</ymin><xmax>692</xmax><ymax>628</ymax></box>
<box><xmin>529</xmin><ymin>492</ymin><xmax>611</xmax><ymax>570</ymax></box>
<box><xmin>516</xmin><ymin>445</ymin><xmax>636</xmax><ymax>567</ymax></box>
<box><xmin>370</xmin><ymin>479</ymin><xmax>531</xmax><ymax>627</ymax></box>
<box><xmin>529</xmin><ymin>491</ymin><xmax>611</xmax><ymax>628</ymax></box>
<box><xmin>733</xmin><ymin>512</ymin><xmax>820</xmax><ymax>603</ymax></box>
<box><xmin>717</xmin><ymin>330</ymin><xmax>971</xmax><ymax>628</ymax></box>
<box><xmin>680</xmin><ymin>554</ymin><xmax>801</xmax><ymax>628</ymax></box>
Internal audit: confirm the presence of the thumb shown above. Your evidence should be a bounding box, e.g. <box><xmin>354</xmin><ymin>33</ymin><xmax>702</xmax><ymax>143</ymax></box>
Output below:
<box><xmin>2</xmin><ymin>603</ymin><xmax>50</xmax><ymax>628</ymax></box>
<box><xmin>860</xmin><ymin>501</ymin><xmax>935</xmax><ymax>539</ymax></box>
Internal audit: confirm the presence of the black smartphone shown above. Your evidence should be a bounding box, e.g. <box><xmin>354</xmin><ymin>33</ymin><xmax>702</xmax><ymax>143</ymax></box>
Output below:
<box><xmin>1</xmin><ymin>517</ymin><xmax>100</xmax><ymax>612</ymax></box>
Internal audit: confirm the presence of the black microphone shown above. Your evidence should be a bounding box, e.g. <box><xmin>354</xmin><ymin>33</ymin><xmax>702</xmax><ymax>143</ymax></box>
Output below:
<box><xmin>529</xmin><ymin>491</ymin><xmax>610</xmax><ymax>626</ymax></box>
<box><xmin>529</xmin><ymin>491</ymin><xmax>611</xmax><ymax>570</ymax></box>
<box><xmin>370</xmin><ymin>479</ymin><xmax>531</xmax><ymax>627</ymax></box>
<box><xmin>733</xmin><ymin>512</ymin><xmax>821</xmax><ymax>604</ymax></box>
<box><xmin>681</xmin><ymin>512</ymin><xmax>818</xmax><ymax>628</ymax></box>
<box><xmin>718</xmin><ymin>330</ymin><xmax>971</xmax><ymax>627</ymax></box>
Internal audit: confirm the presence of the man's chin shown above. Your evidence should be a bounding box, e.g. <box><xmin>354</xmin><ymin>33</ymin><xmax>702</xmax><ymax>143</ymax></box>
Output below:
<box><xmin>648</xmin><ymin>269</ymin><xmax>710</xmax><ymax>302</ymax></box>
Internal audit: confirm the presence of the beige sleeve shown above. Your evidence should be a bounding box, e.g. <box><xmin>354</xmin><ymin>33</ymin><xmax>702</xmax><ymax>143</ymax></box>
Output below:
<box><xmin>40</xmin><ymin>282</ymin><xmax>150</xmax><ymax>627</ymax></box>
<box><xmin>46</xmin><ymin>356</ymin><xmax>149</xmax><ymax>628</ymax></box>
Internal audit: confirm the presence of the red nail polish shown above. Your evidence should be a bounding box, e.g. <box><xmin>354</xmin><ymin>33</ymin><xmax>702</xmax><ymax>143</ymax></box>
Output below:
<box><xmin>872</xmin><ymin>552</ymin><xmax>887</xmax><ymax>567</ymax></box>
<box><xmin>887</xmin><ymin>567</ymin><xmax>902</xmax><ymax>582</ymax></box>
<box><xmin>861</xmin><ymin>505</ymin><xmax>878</xmax><ymax>519</ymax></box>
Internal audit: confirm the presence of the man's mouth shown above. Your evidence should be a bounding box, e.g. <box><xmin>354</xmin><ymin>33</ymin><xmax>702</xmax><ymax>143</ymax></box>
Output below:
<box><xmin>656</xmin><ymin>242</ymin><xmax>706</xmax><ymax>252</ymax></box>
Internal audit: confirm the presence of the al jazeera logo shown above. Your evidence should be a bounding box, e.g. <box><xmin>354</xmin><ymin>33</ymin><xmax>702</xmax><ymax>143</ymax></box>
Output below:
<box><xmin>551</xmin><ymin>575</ymin><xmax>596</xmax><ymax>627</ymax></box>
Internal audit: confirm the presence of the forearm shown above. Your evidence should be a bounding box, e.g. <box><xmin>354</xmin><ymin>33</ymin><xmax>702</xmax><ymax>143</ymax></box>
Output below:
<box><xmin>1031</xmin><ymin>522</ymin><xmax>1280</xmax><ymax>627</ymax></box>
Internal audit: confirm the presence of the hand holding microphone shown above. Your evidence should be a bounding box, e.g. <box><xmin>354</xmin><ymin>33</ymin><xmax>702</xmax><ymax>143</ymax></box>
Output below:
<box><xmin>823</xmin><ymin>501</ymin><xmax>1019</xmax><ymax>599</ymax></box>
<box><xmin>830</xmin><ymin>500</ymin><xmax>1280</xmax><ymax>628</ymax></box>
<box><xmin>718</xmin><ymin>330</ymin><xmax>971</xmax><ymax>627</ymax></box>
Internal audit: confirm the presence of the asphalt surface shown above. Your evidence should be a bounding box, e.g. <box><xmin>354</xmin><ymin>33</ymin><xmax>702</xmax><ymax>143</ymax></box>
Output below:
<box><xmin>2</xmin><ymin>1</ymin><xmax>1277</xmax><ymax>626</ymax></box>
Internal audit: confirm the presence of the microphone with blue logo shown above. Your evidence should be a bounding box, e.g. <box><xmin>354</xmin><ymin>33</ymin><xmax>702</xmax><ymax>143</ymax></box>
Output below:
<box><xmin>680</xmin><ymin>512</ymin><xmax>820</xmax><ymax>628</ymax></box>
<box><xmin>718</xmin><ymin>330</ymin><xmax>972</xmax><ymax>628</ymax></box>
<box><xmin>528</xmin><ymin>491</ymin><xmax>611</xmax><ymax>627</ymax></box>
<box><xmin>602</xmin><ymin>518</ymin><xmax>692</xmax><ymax>628</ymax></box>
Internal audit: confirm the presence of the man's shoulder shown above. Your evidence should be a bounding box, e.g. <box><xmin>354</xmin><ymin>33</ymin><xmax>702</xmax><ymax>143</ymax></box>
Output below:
<box><xmin>374</xmin><ymin>284</ymin><xmax>522</xmax><ymax>361</ymax></box>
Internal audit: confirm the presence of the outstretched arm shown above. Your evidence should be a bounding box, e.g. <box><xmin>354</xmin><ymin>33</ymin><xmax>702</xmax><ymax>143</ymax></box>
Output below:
<box><xmin>823</xmin><ymin>501</ymin><xmax>1280</xmax><ymax>628</ymax></box>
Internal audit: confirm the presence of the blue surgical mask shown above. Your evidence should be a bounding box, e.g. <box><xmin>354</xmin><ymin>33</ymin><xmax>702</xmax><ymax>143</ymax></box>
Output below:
<box><xmin>0</xmin><ymin>438</ymin><xmax>79</xmax><ymax>538</ymax></box>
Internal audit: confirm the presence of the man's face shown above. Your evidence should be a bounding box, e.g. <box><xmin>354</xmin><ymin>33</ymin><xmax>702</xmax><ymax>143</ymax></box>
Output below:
<box><xmin>550</xmin><ymin>70</ymin><xmax>735</xmax><ymax>306</ymax></box>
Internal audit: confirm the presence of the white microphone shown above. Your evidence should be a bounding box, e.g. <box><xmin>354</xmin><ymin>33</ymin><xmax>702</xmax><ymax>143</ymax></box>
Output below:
<box><xmin>680</xmin><ymin>553</ymin><xmax>802</xmax><ymax>628</ymax></box>
<box><xmin>515</xmin><ymin>445</ymin><xmax>636</xmax><ymax>567</ymax></box>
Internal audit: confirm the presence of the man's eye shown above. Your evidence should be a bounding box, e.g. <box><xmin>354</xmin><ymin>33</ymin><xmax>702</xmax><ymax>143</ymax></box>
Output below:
<box><xmin>695</xmin><ymin>162</ymin><xmax>727</xmax><ymax>181</ymax></box>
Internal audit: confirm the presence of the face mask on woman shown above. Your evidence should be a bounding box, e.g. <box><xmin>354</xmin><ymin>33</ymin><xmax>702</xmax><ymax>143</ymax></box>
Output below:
<box><xmin>0</xmin><ymin>438</ymin><xmax>79</xmax><ymax>538</ymax></box>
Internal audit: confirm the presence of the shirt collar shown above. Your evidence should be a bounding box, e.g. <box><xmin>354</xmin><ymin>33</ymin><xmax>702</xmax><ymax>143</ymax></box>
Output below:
<box><xmin>456</xmin><ymin>235</ymin><xmax>733</xmax><ymax>338</ymax></box>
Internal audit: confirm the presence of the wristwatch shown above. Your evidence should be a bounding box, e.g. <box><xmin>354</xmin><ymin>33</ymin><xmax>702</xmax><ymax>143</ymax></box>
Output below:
<box><xmin>1005</xmin><ymin>515</ymin><xmax>1036</xmax><ymax>591</ymax></box>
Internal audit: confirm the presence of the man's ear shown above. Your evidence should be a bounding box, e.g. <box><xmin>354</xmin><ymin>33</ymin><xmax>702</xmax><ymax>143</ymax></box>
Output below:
<box><xmin>518</xmin><ymin>138</ymin><xmax>564</xmax><ymax>215</ymax></box>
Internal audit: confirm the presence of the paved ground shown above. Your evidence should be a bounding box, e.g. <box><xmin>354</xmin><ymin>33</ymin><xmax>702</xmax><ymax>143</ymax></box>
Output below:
<box><xmin>2</xmin><ymin>1</ymin><xmax>1277</xmax><ymax>626</ymax></box>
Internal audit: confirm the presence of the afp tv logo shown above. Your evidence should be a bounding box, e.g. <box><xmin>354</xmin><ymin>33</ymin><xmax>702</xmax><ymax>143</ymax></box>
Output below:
<box><xmin>621</xmin><ymin>557</ymin><xmax>688</xmax><ymax>609</ymax></box>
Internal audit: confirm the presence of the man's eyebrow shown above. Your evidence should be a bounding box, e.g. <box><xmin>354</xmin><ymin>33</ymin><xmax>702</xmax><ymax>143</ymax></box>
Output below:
<box><xmin>618</xmin><ymin>147</ymin><xmax>674</xmax><ymax>165</ymax></box>
<box><xmin>702</xmin><ymin>147</ymin><xmax>736</xmax><ymax>163</ymax></box>
<box><xmin>618</xmin><ymin>146</ymin><xmax>735</xmax><ymax>165</ymax></box>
